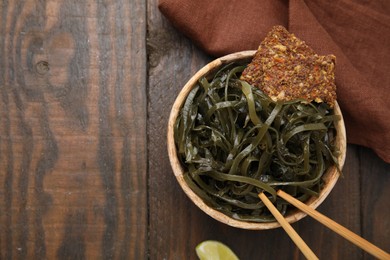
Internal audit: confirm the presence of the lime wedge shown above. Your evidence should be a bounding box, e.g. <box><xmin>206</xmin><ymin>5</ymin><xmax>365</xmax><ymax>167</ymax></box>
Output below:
<box><xmin>196</xmin><ymin>240</ymin><xmax>239</xmax><ymax>260</ymax></box>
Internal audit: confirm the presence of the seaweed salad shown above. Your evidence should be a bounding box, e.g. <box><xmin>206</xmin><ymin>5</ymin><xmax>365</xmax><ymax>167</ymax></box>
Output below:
<box><xmin>174</xmin><ymin>62</ymin><xmax>340</xmax><ymax>222</ymax></box>
<box><xmin>174</xmin><ymin>26</ymin><xmax>341</xmax><ymax>222</ymax></box>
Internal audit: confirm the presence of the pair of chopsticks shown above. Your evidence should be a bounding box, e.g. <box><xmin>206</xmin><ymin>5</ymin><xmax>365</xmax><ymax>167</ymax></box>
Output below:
<box><xmin>258</xmin><ymin>191</ymin><xmax>390</xmax><ymax>260</ymax></box>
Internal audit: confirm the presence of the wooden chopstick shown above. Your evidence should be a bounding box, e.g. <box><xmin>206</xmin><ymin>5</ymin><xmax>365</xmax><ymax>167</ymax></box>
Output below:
<box><xmin>258</xmin><ymin>193</ymin><xmax>319</xmax><ymax>260</ymax></box>
<box><xmin>277</xmin><ymin>190</ymin><xmax>390</xmax><ymax>260</ymax></box>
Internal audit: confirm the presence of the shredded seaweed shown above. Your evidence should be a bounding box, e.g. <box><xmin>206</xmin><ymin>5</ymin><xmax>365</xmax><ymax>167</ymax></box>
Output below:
<box><xmin>174</xmin><ymin>63</ymin><xmax>340</xmax><ymax>222</ymax></box>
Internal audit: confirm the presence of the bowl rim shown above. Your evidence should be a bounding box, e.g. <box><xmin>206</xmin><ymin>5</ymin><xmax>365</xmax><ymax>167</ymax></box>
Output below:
<box><xmin>167</xmin><ymin>50</ymin><xmax>347</xmax><ymax>230</ymax></box>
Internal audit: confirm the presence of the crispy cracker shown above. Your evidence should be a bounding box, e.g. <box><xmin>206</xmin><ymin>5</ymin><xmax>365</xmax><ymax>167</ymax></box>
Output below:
<box><xmin>241</xmin><ymin>26</ymin><xmax>336</xmax><ymax>107</ymax></box>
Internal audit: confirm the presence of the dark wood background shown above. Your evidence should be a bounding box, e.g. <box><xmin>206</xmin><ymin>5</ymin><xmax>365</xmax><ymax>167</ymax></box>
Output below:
<box><xmin>0</xmin><ymin>0</ymin><xmax>389</xmax><ymax>259</ymax></box>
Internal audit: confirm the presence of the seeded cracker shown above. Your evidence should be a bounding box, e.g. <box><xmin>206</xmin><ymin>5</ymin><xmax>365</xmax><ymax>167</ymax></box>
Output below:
<box><xmin>241</xmin><ymin>26</ymin><xmax>337</xmax><ymax>107</ymax></box>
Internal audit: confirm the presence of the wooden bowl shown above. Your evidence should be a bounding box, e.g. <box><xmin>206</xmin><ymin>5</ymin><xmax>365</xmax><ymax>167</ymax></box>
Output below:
<box><xmin>167</xmin><ymin>51</ymin><xmax>347</xmax><ymax>230</ymax></box>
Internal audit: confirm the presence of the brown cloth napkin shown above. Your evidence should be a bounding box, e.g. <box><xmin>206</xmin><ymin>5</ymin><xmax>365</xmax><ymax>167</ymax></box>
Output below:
<box><xmin>159</xmin><ymin>0</ymin><xmax>390</xmax><ymax>163</ymax></box>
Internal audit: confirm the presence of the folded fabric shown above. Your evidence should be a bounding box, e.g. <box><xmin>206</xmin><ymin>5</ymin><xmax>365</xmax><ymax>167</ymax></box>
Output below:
<box><xmin>159</xmin><ymin>0</ymin><xmax>390</xmax><ymax>163</ymax></box>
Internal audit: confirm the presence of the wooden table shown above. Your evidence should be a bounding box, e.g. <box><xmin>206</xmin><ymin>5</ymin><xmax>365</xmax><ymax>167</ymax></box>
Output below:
<box><xmin>1</xmin><ymin>0</ymin><xmax>389</xmax><ymax>259</ymax></box>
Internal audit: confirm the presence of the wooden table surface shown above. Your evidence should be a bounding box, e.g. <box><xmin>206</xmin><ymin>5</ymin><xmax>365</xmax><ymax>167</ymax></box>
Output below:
<box><xmin>1</xmin><ymin>0</ymin><xmax>389</xmax><ymax>259</ymax></box>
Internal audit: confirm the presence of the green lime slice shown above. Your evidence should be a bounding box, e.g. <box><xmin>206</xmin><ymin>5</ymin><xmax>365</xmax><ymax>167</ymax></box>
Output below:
<box><xmin>196</xmin><ymin>240</ymin><xmax>239</xmax><ymax>260</ymax></box>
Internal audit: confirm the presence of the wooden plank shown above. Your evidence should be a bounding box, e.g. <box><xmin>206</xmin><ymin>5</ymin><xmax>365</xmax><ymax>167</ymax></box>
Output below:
<box><xmin>146</xmin><ymin>1</ymin><xmax>212</xmax><ymax>259</ymax></box>
<box><xmin>360</xmin><ymin>147</ymin><xmax>390</xmax><ymax>259</ymax></box>
<box><xmin>0</xmin><ymin>0</ymin><xmax>147</xmax><ymax>259</ymax></box>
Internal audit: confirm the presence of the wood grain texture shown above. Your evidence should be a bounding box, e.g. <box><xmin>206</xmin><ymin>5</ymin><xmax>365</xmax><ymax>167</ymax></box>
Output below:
<box><xmin>360</xmin><ymin>146</ymin><xmax>390</xmax><ymax>259</ymax></box>
<box><xmin>1</xmin><ymin>0</ymin><xmax>389</xmax><ymax>259</ymax></box>
<box><xmin>0</xmin><ymin>0</ymin><xmax>147</xmax><ymax>259</ymax></box>
<box><xmin>146</xmin><ymin>1</ymin><xmax>211</xmax><ymax>258</ymax></box>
